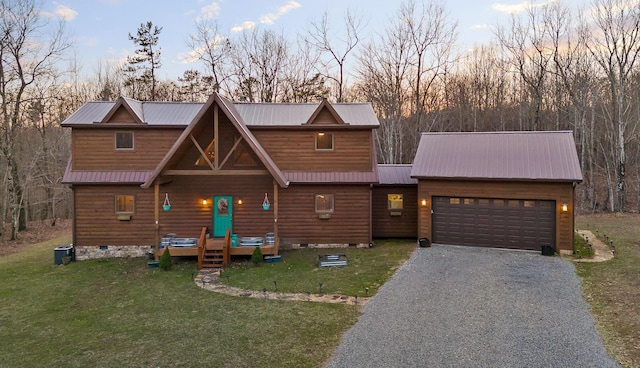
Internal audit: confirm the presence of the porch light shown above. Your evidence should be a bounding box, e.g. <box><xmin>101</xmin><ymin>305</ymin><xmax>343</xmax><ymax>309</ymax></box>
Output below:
<box><xmin>561</xmin><ymin>202</ymin><xmax>568</xmax><ymax>212</ymax></box>
<box><xmin>421</xmin><ymin>199</ymin><xmax>428</xmax><ymax>206</ymax></box>
<box><xmin>318</xmin><ymin>132</ymin><xmax>325</xmax><ymax>136</ymax></box>
<box><xmin>202</xmin><ymin>199</ymin><xmax>208</xmax><ymax>206</ymax></box>
<box><xmin>237</xmin><ymin>199</ymin><xmax>243</xmax><ymax>205</ymax></box>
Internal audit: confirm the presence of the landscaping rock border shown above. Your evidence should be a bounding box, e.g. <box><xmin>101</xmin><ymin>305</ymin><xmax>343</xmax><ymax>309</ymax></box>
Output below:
<box><xmin>194</xmin><ymin>269</ymin><xmax>370</xmax><ymax>306</ymax></box>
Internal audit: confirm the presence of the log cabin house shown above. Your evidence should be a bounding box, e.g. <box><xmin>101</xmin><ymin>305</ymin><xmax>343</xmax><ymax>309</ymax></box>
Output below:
<box><xmin>62</xmin><ymin>93</ymin><xmax>582</xmax><ymax>269</ymax></box>
<box><xmin>62</xmin><ymin>93</ymin><xmax>380</xmax><ymax>268</ymax></box>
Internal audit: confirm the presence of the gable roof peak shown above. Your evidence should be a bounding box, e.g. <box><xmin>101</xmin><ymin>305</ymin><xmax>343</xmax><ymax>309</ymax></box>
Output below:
<box><xmin>303</xmin><ymin>98</ymin><xmax>347</xmax><ymax>126</ymax></box>
<box><xmin>99</xmin><ymin>96</ymin><xmax>145</xmax><ymax>124</ymax></box>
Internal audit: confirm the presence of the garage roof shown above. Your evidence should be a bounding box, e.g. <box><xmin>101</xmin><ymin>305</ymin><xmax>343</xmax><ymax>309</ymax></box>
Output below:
<box><xmin>411</xmin><ymin>131</ymin><xmax>583</xmax><ymax>182</ymax></box>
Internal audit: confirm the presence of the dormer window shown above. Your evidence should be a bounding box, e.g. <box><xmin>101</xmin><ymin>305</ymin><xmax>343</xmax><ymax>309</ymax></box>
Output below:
<box><xmin>315</xmin><ymin>132</ymin><xmax>333</xmax><ymax>151</ymax></box>
<box><xmin>115</xmin><ymin>132</ymin><xmax>134</xmax><ymax>150</ymax></box>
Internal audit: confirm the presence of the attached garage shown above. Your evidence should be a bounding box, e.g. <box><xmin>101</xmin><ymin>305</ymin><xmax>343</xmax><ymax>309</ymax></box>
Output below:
<box><xmin>412</xmin><ymin>131</ymin><xmax>582</xmax><ymax>254</ymax></box>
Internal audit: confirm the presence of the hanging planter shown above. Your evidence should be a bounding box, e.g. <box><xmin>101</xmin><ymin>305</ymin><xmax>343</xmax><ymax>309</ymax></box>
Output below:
<box><xmin>262</xmin><ymin>193</ymin><xmax>270</xmax><ymax>210</ymax></box>
<box><xmin>163</xmin><ymin>193</ymin><xmax>171</xmax><ymax>211</ymax></box>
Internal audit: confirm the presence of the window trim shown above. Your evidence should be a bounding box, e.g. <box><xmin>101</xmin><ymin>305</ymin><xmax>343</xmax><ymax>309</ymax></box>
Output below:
<box><xmin>115</xmin><ymin>195</ymin><xmax>135</xmax><ymax>214</ymax></box>
<box><xmin>315</xmin><ymin>194</ymin><xmax>334</xmax><ymax>213</ymax></box>
<box><xmin>115</xmin><ymin>131</ymin><xmax>134</xmax><ymax>151</ymax></box>
<box><xmin>315</xmin><ymin>132</ymin><xmax>334</xmax><ymax>151</ymax></box>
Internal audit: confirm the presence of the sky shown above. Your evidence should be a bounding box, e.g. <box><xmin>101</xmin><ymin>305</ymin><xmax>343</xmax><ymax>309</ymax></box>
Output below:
<box><xmin>43</xmin><ymin>0</ymin><xmax>586</xmax><ymax>80</ymax></box>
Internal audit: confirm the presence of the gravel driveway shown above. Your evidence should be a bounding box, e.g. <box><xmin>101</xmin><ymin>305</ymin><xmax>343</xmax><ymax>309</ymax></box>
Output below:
<box><xmin>326</xmin><ymin>245</ymin><xmax>619</xmax><ymax>368</ymax></box>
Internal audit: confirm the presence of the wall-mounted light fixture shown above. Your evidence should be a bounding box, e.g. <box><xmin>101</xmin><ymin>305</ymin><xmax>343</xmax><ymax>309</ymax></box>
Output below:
<box><xmin>421</xmin><ymin>199</ymin><xmax>428</xmax><ymax>206</ymax></box>
<box><xmin>237</xmin><ymin>199</ymin><xmax>243</xmax><ymax>205</ymax></box>
<box><xmin>202</xmin><ymin>199</ymin><xmax>208</xmax><ymax>206</ymax></box>
<box><xmin>561</xmin><ymin>202</ymin><xmax>568</xmax><ymax>212</ymax></box>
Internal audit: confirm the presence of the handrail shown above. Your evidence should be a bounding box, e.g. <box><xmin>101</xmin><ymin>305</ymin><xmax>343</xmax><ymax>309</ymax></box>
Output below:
<box><xmin>223</xmin><ymin>228</ymin><xmax>231</xmax><ymax>266</ymax></box>
<box><xmin>197</xmin><ymin>226</ymin><xmax>207</xmax><ymax>270</ymax></box>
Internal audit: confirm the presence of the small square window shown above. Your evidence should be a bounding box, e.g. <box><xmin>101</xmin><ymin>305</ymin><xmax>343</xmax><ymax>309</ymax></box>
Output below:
<box><xmin>388</xmin><ymin>194</ymin><xmax>403</xmax><ymax>210</ymax></box>
<box><xmin>315</xmin><ymin>194</ymin><xmax>334</xmax><ymax>213</ymax></box>
<box><xmin>115</xmin><ymin>195</ymin><xmax>134</xmax><ymax>214</ymax></box>
<box><xmin>463</xmin><ymin>198</ymin><xmax>474</xmax><ymax>205</ymax></box>
<box><xmin>449</xmin><ymin>198</ymin><xmax>460</xmax><ymax>205</ymax></box>
<box><xmin>315</xmin><ymin>132</ymin><xmax>333</xmax><ymax>151</ymax></box>
<box><xmin>524</xmin><ymin>200</ymin><xmax>535</xmax><ymax>207</ymax></box>
<box><xmin>115</xmin><ymin>132</ymin><xmax>134</xmax><ymax>150</ymax></box>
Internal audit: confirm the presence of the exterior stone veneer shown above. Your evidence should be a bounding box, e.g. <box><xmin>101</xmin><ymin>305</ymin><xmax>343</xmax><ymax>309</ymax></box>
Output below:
<box><xmin>289</xmin><ymin>243</ymin><xmax>371</xmax><ymax>249</ymax></box>
<box><xmin>75</xmin><ymin>245</ymin><xmax>154</xmax><ymax>261</ymax></box>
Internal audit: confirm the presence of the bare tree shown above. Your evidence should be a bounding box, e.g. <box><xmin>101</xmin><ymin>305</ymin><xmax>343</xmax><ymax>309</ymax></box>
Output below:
<box><xmin>0</xmin><ymin>0</ymin><xmax>70</xmax><ymax>239</ymax></box>
<box><xmin>186</xmin><ymin>19</ymin><xmax>231</xmax><ymax>94</ymax></box>
<box><xmin>228</xmin><ymin>29</ymin><xmax>289</xmax><ymax>102</ymax></box>
<box><xmin>400</xmin><ymin>0</ymin><xmax>457</xmax><ymax>133</ymax></box>
<box><xmin>583</xmin><ymin>0</ymin><xmax>640</xmax><ymax>211</ymax></box>
<box><xmin>356</xmin><ymin>15</ymin><xmax>413</xmax><ymax>163</ymax></box>
<box><xmin>305</xmin><ymin>9</ymin><xmax>365</xmax><ymax>102</ymax></box>
<box><xmin>496</xmin><ymin>3</ymin><xmax>555</xmax><ymax>131</ymax></box>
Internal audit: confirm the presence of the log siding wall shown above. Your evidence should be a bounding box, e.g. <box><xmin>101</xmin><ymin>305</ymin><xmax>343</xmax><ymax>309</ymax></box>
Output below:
<box><xmin>417</xmin><ymin>180</ymin><xmax>575</xmax><ymax>252</ymax></box>
<box><xmin>278</xmin><ymin>185</ymin><xmax>372</xmax><ymax>244</ymax></box>
<box><xmin>252</xmin><ymin>130</ymin><xmax>372</xmax><ymax>171</ymax></box>
<box><xmin>372</xmin><ymin>185</ymin><xmax>418</xmax><ymax>238</ymax></box>
<box><xmin>72</xmin><ymin>128</ymin><xmax>182</xmax><ymax>170</ymax></box>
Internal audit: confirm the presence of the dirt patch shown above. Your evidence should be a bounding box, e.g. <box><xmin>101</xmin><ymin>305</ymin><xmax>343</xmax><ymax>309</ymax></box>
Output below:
<box><xmin>0</xmin><ymin>219</ymin><xmax>72</xmax><ymax>257</ymax></box>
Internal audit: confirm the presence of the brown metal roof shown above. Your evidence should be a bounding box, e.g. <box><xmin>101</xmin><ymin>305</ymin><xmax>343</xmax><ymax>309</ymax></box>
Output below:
<box><xmin>61</xmin><ymin>99</ymin><xmax>378</xmax><ymax>128</ymax></box>
<box><xmin>234</xmin><ymin>102</ymin><xmax>378</xmax><ymax>127</ymax></box>
<box><xmin>284</xmin><ymin>171</ymin><xmax>378</xmax><ymax>184</ymax></box>
<box><xmin>62</xmin><ymin>101</ymin><xmax>203</xmax><ymax>126</ymax></box>
<box><xmin>377</xmin><ymin>164</ymin><xmax>417</xmax><ymax>185</ymax></box>
<box><xmin>62</xmin><ymin>161</ymin><xmax>152</xmax><ymax>184</ymax></box>
<box><xmin>411</xmin><ymin>131</ymin><xmax>583</xmax><ymax>182</ymax></box>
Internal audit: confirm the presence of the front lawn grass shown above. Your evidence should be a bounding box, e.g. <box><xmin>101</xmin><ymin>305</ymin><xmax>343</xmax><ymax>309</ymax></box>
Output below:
<box><xmin>576</xmin><ymin>214</ymin><xmax>640</xmax><ymax>368</ymax></box>
<box><xmin>221</xmin><ymin>239</ymin><xmax>416</xmax><ymax>297</ymax></box>
<box><xmin>0</xmin><ymin>235</ymin><xmax>378</xmax><ymax>368</ymax></box>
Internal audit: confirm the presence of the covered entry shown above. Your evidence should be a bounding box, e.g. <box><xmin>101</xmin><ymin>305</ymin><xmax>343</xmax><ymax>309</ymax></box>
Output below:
<box><xmin>432</xmin><ymin>196</ymin><xmax>555</xmax><ymax>250</ymax></box>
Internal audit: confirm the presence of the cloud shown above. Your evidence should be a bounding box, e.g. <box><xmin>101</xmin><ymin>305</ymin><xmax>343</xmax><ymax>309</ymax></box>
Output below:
<box><xmin>471</xmin><ymin>23</ymin><xmax>492</xmax><ymax>30</ymax></box>
<box><xmin>231</xmin><ymin>20</ymin><xmax>256</xmax><ymax>33</ymax></box>
<box><xmin>177</xmin><ymin>35</ymin><xmax>227</xmax><ymax>64</ymax></box>
<box><xmin>41</xmin><ymin>4</ymin><xmax>78</xmax><ymax>20</ymax></box>
<box><xmin>259</xmin><ymin>0</ymin><xmax>301</xmax><ymax>24</ymax></box>
<box><xmin>198</xmin><ymin>2</ymin><xmax>221</xmax><ymax>20</ymax></box>
<box><xmin>54</xmin><ymin>5</ymin><xmax>78</xmax><ymax>20</ymax></box>
<box><xmin>492</xmin><ymin>0</ymin><xmax>556</xmax><ymax>15</ymax></box>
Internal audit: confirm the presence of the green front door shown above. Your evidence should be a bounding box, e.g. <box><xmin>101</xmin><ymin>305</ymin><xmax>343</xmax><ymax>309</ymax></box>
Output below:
<box><xmin>213</xmin><ymin>196</ymin><xmax>233</xmax><ymax>237</ymax></box>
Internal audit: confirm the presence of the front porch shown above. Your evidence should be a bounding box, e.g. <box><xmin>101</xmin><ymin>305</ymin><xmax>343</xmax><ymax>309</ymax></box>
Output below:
<box><xmin>155</xmin><ymin>227</ymin><xmax>279</xmax><ymax>270</ymax></box>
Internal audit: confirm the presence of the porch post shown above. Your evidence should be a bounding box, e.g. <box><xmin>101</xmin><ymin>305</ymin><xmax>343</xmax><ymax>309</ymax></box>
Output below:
<box><xmin>273</xmin><ymin>180</ymin><xmax>279</xmax><ymax>246</ymax></box>
<box><xmin>154</xmin><ymin>183</ymin><xmax>159</xmax><ymax>259</ymax></box>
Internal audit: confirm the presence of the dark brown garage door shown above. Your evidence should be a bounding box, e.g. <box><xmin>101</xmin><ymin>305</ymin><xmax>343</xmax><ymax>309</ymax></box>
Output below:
<box><xmin>432</xmin><ymin>197</ymin><xmax>555</xmax><ymax>250</ymax></box>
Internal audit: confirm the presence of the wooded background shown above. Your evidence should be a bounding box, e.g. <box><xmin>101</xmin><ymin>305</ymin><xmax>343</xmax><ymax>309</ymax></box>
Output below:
<box><xmin>2</xmin><ymin>0</ymin><xmax>639</xmax><ymax>239</ymax></box>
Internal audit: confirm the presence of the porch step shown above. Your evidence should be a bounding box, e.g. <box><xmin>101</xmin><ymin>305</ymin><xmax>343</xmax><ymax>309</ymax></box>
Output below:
<box><xmin>201</xmin><ymin>249</ymin><xmax>225</xmax><ymax>270</ymax></box>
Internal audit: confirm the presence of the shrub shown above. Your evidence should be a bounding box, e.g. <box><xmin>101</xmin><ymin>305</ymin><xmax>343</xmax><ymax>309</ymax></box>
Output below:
<box><xmin>251</xmin><ymin>246</ymin><xmax>263</xmax><ymax>265</ymax></box>
<box><xmin>159</xmin><ymin>247</ymin><xmax>172</xmax><ymax>270</ymax></box>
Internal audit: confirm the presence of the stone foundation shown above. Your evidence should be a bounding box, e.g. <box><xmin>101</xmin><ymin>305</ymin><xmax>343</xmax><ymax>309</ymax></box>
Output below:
<box><xmin>75</xmin><ymin>245</ymin><xmax>154</xmax><ymax>261</ymax></box>
<box><xmin>289</xmin><ymin>243</ymin><xmax>371</xmax><ymax>249</ymax></box>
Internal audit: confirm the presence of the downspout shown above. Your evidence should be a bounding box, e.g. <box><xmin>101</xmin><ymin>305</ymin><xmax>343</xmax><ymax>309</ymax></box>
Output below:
<box><xmin>369</xmin><ymin>184</ymin><xmax>373</xmax><ymax>246</ymax></box>
<box><xmin>273</xmin><ymin>180</ymin><xmax>279</xmax><ymax>247</ymax></box>
<box><xmin>71</xmin><ymin>185</ymin><xmax>76</xmax><ymax>250</ymax></box>
<box><xmin>154</xmin><ymin>183</ymin><xmax>159</xmax><ymax>260</ymax></box>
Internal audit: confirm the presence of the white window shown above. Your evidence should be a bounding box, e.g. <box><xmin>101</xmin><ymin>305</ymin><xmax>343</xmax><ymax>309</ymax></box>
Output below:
<box><xmin>315</xmin><ymin>132</ymin><xmax>334</xmax><ymax>151</ymax></box>
<box><xmin>115</xmin><ymin>132</ymin><xmax>134</xmax><ymax>150</ymax></box>
<box><xmin>315</xmin><ymin>194</ymin><xmax>334</xmax><ymax>213</ymax></box>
